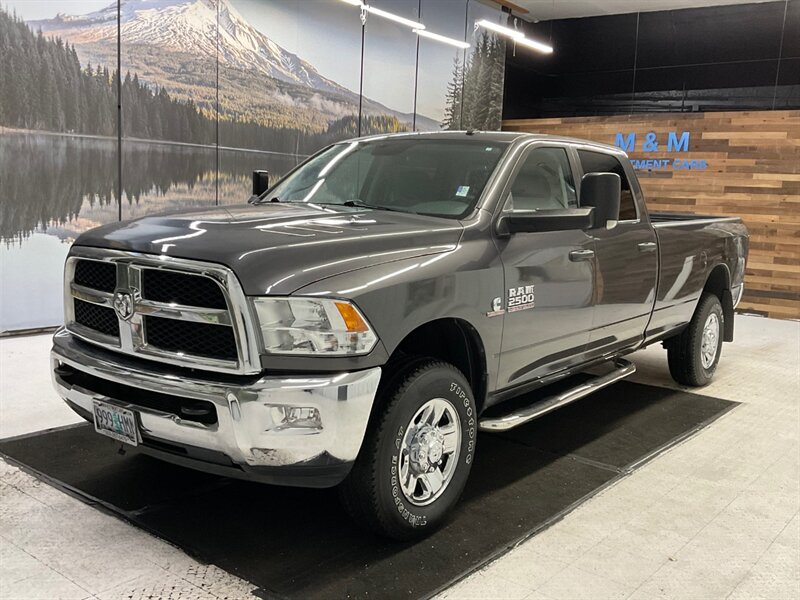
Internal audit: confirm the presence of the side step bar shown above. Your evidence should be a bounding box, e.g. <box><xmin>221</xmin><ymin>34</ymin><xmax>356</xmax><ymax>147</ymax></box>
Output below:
<box><xmin>479</xmin><ymin>359</ymin><xmax>636</xmax><ymax>432</ymax></box>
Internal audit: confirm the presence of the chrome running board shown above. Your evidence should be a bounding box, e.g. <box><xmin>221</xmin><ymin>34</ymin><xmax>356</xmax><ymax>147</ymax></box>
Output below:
<box><xmin>479</xmin><ymin>359</ymin><xmax>636</xmax><ymax>432</ymax></box>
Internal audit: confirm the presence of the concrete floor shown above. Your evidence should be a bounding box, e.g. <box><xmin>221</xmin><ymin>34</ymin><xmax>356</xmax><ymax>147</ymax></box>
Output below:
<box><xmin>1</xmin><ymin>315</ymin><xmax>798</xmax><ymax>600</ymax></box>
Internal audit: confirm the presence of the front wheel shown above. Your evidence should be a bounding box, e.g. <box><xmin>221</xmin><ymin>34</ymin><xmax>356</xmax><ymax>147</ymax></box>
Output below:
<box><xmin>339</xmin><ymin>359</ymin><xmax>477</xmax><ymax>540</ymax></box>
<box><xmin>666</xmin><ymin>293</ymin><xmax>724</xmax><ymax>386</ymax></box>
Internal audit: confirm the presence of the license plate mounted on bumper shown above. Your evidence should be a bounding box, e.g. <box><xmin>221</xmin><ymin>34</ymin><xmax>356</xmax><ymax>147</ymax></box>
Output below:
<box><xmin>93</xmin><ymin>400</ymin><xmax>139</xmax><ymax>446</ymax></box>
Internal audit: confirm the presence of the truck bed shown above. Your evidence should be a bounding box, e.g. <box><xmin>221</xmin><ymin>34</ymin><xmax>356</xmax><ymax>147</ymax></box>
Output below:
<box><xmin>649</xmin><ymin>212</ymin><xmax>742</xmax><ymax>227</ymax></box>
<box><xmin>645</xmin><ymin>211</ymin><xmax>748</xmax><ymax>344</ymax></box>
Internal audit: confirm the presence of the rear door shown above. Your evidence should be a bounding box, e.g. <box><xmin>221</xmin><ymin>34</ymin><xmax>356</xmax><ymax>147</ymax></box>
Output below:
<box><xmin>495</xmin><ymin>144</ymin><xmax>596</xmax><ymax>390</ymax></box>
<box><xmin>575</xmin><ymin>148</ymin><xmax>658</xmax><ymax>355</ymax></box>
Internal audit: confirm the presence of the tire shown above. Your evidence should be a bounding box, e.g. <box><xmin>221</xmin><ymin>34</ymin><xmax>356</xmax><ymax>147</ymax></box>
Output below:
<box><xmin>667</xmin><ymin>292</ymin><xmax>724</xmax><ymax>387</ymax></box>
<box><xmin>339</xmin><ymin>359</ymin><xmax>477</xmax><ymax>540</ymax></box>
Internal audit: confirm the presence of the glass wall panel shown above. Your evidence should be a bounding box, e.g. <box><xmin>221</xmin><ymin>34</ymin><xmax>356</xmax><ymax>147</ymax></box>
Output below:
<box><xmin>361</xmin><ymin>0</ymin><xmax>420</xmax><ymax>135</ymax></box>
<box><xmin>218</xmin><ymin>0</ymin><xmax>361</xmax><ymax>203</ymax></box>
<box><xmin>120</xmin><ymin>0</ymin><xmax>218</xmax><ymax>218</ymax></box>
<box><xmin>417</xmin><ymin>0</ymin><xmax>469</xmax><ymax>130</ymax></box>
<box><xmin>462</xmin><ymin>0</ymin><xmax>508</xmax><ymax>130</ymax></box>
<box><xmin>0</xmin><ymin>0</ymin><xmax>119</xmax><ymax>331</ymax></box>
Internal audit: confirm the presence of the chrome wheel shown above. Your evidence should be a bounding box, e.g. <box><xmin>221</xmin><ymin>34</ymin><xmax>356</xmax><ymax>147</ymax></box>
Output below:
<box><xmin>399</xmin><ymin>397</ymin><xmax>461</xmax><ymax>507</ymax></box>
<box><xmin>700</xmin><ymin>312</ymin><xmax>720</xmax><ymax>369</ymax></box>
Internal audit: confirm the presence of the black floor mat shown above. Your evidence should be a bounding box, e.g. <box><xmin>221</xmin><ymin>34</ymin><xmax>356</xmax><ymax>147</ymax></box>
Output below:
<box><xmin>0</xmin><ymin>381</ymin><xmax>736</xmax><ymax>599</ymax></box>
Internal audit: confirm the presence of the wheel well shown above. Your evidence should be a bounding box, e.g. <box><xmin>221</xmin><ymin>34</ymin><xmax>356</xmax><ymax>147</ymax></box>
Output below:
<box><xmin>703</xmin><ymin>265</ymin><xmax>729</xmax><ymax>301</ymax></box>
<box><xmin>703</xmin><ymin>264</ymin><xmax>734</xmax><ymax>342</ymax></box>
<box><xmin>391</xmin><ymin>319</ymin><xmax>488</xmax><ymax>413</ymax></box>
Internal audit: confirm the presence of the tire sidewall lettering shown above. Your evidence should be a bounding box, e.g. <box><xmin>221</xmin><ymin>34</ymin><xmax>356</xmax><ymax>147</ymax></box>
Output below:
<box><xmin>386</xmin><ymin>376</ymin><xmax>476</xmax><ymax>528</ymax></box>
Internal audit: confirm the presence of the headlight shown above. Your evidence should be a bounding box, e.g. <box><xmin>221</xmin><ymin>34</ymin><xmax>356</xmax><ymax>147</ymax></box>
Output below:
<box><xmin>252</xmin><ymin>297</ymin><xmax>378</xmax><ymax>356</ymax></box>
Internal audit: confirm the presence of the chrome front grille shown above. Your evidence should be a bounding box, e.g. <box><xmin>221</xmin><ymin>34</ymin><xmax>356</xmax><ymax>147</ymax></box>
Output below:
<box><xmin>64</xmin><ymin>248</ymin><xmax>260</xmax><ymax>375</ymax></box>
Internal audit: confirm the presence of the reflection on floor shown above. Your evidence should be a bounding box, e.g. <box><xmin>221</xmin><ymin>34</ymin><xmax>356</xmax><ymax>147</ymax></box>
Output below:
<box><xmin>0</xmin><ymin>315</ymin><xmax>798</xmax><ymax>600</ymax></box>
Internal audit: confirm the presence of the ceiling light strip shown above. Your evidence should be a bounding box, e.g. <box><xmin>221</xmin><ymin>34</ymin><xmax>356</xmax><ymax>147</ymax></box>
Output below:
<box><xmin>475</xmin><ymin>19</ymin><xmax>523</xmax><ymax>39</ymax></box>
<box><xmin>414</xmin><ymin>29</ymin><xmax>470</xmax><ymax>49</ymax></box>
<box><xmin>366</xmin><ymin>6</ymin><xmax>425</xmax><ymax>30</ymax></box>
<box><xmin>475</xmin><ymin>19</ymin><xmax>553</xmax><ymax>54</ymax></box>
<box><xmin>338</xmin><ymin>2</ymin><xmax>545</xmax><ymax>53</ymax></box>
<box><xmin>514</xmin><ymin>36</ymin><xmax>553</xmax><ymax>54</ymax></box>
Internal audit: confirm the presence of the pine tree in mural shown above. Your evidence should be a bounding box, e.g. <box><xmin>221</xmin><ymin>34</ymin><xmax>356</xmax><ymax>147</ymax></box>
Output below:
<box><xmin>441</xmin><ymin>56</ymin><xmax>464</xmax><ymax>130</ymax></box>
<box><xmin>0</xmin><ymin>10</ymin><xmax>113</xmax><ymax>135</ymax></box>
<box><xmin>487</xmin><ymin>37</ymin><xmax>506</xmax><ymax>127</ymax></box>
<box><xmin>442</xmin><ymin>32</ymin><xmax>506</xmax><ymax>131</ymax></box>
<box><xmin>466</xmin><ymin>34</ymin><xmax>490</xmax><ymax>127</ymax></box>
<box><xmin>0</xmin><ymin>7</ymin><xmax>215</xmax><ymax>141</ymax></box>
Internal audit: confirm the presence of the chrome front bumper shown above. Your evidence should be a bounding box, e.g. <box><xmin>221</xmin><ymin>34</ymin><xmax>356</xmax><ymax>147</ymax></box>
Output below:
<box><xmin>51</xmin><ymin>329</ymin><xmax>381</xmax><ymax>487</ymax></box>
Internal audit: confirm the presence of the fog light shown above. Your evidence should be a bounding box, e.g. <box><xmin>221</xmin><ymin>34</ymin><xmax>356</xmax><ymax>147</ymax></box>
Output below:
<box><xmin>266</xmin><ymin>405</ymin><xmax>322</xmax><ymax>432</ymax></box>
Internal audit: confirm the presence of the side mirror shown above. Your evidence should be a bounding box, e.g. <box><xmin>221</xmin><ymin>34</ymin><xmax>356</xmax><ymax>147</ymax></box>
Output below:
<box><xmin>252</xmin><ymin>170</ymin><xmax>270</xmax><ymax>197</ymax></box>
<box><xmin>497</xmin><ymin>208</ymin><xmax>595</xmax><ymax>236</ymax></box>
<box><xmin>581</xmin><ymin>172</ymin><xmax>620</xmax><ymax>229</ymax></box>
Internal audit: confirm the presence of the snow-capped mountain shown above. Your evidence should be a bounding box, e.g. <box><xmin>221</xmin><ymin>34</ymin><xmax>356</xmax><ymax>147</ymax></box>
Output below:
<box><xmin>34</xmin><ymin>0</ymin><xmax>350</xmax><ymax>96</ymax></box>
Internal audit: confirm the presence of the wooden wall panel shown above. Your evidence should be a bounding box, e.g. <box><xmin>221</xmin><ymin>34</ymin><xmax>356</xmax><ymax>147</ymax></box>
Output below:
<box><xmin>503</xmin><ymin>110</ymin><xmax>800</xmax><ymax>320</ymax></box>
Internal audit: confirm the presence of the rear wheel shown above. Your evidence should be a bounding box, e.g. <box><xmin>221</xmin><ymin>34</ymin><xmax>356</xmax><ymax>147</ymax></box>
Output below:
<box><xmin>666</xmin><ymin>293</ymin><xmax>724</xmax><ymax>386</ymax></box>
<box><xmin>339</xmin><ymin>359</ymin><xmax>477</xmax><ymax>540</ymax></box>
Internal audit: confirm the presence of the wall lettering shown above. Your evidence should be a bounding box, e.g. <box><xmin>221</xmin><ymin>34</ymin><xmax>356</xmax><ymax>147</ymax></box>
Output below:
<box><xmin>613</xmin><ymin>130</ymin><xmax>706</xmax><ymax>171</ymax></box>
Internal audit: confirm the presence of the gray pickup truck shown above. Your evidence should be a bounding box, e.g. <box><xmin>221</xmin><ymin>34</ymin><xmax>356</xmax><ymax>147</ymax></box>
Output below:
<box><xmin>52</xmin><ymin>132</ymin><xmax>748</xmax><ymax>539</ymax></box>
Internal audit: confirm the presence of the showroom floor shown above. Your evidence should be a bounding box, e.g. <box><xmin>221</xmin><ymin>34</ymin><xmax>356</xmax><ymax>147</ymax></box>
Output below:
<box><xmin>1</xmin><ymin>314</ymin><xmax>798</xmax><ymax>600</ymax></box>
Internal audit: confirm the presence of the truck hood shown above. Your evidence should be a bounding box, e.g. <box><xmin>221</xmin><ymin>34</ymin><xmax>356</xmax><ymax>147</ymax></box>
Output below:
<box><xmin>74</xmin><ymin>203</ymin><xmax>463</xmax><ymax>295</ymax></box>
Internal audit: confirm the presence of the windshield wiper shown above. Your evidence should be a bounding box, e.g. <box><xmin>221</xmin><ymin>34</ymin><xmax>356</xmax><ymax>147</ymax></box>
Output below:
<box><xmin>251</xmin><ymin>196</ymin><xmax>281</xmax><ymax>204</ymax></box>
<box><xmin>341</xmin><ymin>199</ymin><xmax>404</xmax><ymax>213</ymax></box>
<box><xmin>253</xmin><ymin>198</ymin><xmax>404</xmax><ymax>212</ymax></box>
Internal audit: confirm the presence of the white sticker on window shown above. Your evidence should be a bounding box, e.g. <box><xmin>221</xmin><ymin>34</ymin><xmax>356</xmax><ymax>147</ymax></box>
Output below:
<box><xmin>456</xmin><ymin>185</ymin><xmax>470</xmax><ymax>197</ymax></box>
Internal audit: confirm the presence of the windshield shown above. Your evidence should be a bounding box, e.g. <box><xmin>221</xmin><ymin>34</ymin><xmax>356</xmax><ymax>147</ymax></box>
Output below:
<box><xmin>260</xmin><ymin>137</ymin><xmax>508</xmax><ymax>218</ymax></box>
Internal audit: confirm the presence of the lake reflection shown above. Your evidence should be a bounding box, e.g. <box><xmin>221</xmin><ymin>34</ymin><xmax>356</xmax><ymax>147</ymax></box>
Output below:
<box><xmin>0</xmin><ymin>132</ymin><xmax>301</xmax><ymax>332</ymax></box>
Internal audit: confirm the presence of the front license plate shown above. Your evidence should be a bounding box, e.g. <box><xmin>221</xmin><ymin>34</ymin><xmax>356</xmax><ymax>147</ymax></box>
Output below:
<box><xmin>93</xmin><ymin>401</ymin><xmax>139</xmax><ymax>446</ymax></box>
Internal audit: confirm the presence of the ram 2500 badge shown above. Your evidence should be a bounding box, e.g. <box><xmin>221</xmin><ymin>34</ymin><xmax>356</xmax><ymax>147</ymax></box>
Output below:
<box><xmin>52</xmin><ymin>132</ymin><xmax>748</xmax><ymax>539</ymax></box>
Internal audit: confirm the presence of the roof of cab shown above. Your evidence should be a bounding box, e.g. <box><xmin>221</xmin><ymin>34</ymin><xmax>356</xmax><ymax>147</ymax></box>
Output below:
<box><xmin>348</xmin><ymin>130</ymin><xmax>622</xmax><ymax>154</ymax></box>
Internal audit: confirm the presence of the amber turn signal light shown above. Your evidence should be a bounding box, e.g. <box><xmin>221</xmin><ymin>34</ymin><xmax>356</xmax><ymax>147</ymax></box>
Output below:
<box><xmin>335</xmin><ymin>301</ymin><xmax>369</xmax><ymax>332</ymax></box>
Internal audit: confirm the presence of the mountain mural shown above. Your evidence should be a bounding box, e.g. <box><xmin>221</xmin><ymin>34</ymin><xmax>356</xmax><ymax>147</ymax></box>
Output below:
<box><xmin>30</xmin><ymin>0</ymin><xmax>438</xmax><ymax>135</ymax></box>
<box><xmin>0</xmin><ymin>0</ymin><xmax>508</xmax><ymax>332</ymax></box>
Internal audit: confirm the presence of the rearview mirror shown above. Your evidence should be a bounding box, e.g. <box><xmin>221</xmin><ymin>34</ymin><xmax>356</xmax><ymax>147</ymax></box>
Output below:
<box><xmin>580</xmin><ymin>172</ymin><xmax>620</xmax><ymax>229</ymax></box>
<box><xmin>252</xmin><ymin>170</ymin><xmax>270</xmax><ymax>197</ymax></box>
<box><xmin>497</xmin><ymin>208</ymin><xmax>595</xmax><ymax>235</ymax></box>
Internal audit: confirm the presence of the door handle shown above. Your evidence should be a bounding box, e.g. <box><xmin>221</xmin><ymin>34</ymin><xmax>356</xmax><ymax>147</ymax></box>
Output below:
<box><xmin>638</xmin><ymin>242</ymin><xmax>657</xmax><ymax>253</ymax></box>
<box><xmin>569</xmin><ymin>249</ymin><xmax>595</xmax><ymax>262</ymax></box>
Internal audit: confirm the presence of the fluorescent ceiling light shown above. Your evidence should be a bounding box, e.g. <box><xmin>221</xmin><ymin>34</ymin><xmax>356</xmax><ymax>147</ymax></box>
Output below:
<box><xmin>475</xmin><ymin>19</ymin><xmax>523</xmax><ymax>39</ymax></box>
<box><xmin>476</xmin><ymin>18</ymin><xmax>553</xmax><ymax>54</ymax></box>
<box><xmin>414</xmin><ymin>29</ymin><xmax>470</xmax><ymax>49</ymax></box>
<box><xmin>515</xmin><ymin>36</ymin><xmax>553</xmax><ymax>54</ymax></box>
<box><xmin>367</xmin><ymin>6</ymin><xmax>425</xmax><ymax>30</ymax></box>
<box><xmin>337</xmin><ymin>1</ymin><xmax>427</xmax><ymax>32</ymax></box>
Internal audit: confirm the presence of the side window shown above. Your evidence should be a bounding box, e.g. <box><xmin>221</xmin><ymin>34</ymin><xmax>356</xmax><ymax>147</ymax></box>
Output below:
<box><xmin>577</xmin><ymin>150</ymin><xmax>638</xmax><ymax>221</ymax></box>
<box><xmin>504</xmin><ymin>147</ymin><xmax>577</xmax><ymax>212</ymax></box>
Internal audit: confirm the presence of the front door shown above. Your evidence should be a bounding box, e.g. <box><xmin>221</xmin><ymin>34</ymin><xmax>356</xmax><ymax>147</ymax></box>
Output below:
<box><xmin>495</xmin><ymin>145</ymin><xmax>596</xmax><ymax>390</ymax></box>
